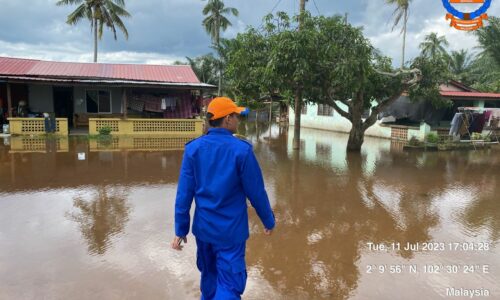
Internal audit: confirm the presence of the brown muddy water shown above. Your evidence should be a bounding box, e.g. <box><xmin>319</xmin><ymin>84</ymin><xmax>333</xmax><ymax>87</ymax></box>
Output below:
<box><xmin>0</xmin><ymin>123</ymin><xmax>499</xmax><ymax>300</ymax></box>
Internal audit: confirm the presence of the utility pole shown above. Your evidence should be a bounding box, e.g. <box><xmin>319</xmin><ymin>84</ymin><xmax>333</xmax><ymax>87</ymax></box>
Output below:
<box><xmin>293</xmin><ymin>0</ymin><xmax>307</xmax><ymax>150</ymax></box>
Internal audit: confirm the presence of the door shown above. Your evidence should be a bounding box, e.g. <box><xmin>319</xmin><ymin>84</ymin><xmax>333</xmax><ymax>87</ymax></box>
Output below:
<box><xmin>53</xmin><ymin>87</ymin><xmax>74</xmax><ymax>127</ymax></box>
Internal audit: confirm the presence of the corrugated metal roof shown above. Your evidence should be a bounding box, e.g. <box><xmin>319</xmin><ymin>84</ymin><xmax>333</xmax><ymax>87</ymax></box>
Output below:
<box><xmin>0</xmin><ymin>56</ymin><xmax>201</xmax><ymax>84</ymax></box>
<box><xmin>440</xmin><ymin>91</ymin><xmax>500</xmax><ymax>99</ymax></box>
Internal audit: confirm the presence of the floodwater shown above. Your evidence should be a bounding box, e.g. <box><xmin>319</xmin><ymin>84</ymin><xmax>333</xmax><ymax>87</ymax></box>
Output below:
<box><xmin>0</xmin><ymin>123</ymin><xmax>499</xmax><ymax>300</ymax></box>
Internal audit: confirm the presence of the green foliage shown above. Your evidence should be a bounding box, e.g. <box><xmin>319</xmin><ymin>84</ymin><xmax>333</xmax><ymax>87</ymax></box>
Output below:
<box><xmin>426</xmin><ymin>133</ymin><xmax>439</xmax><ymax>144</ymax></box>
<box><xmin>386</xmin><ymin>0</ymin><xmax>411</xmax><ymax>31</ymax></box>
<box><xmin>470</xmin><ymin>132</ymin><xmax>491</xmax><ymax>142</ymax></box>
<box><xmin>202</xmin><ymin>0</ymin><xmax>239</xmax><ymax>44</ymax></box>
<box><xmin>475</xmin><ymin>16</ymin><xmax>500</xmax><ymax>67</ymax></box>
<box><xmin>465</xmin><ymin>17</ymin><xmax>500</xmax><ymax>92</ymax></box>
<box><xmin>186</xmin><ymin>54</ymin><xmax>219</xmax><ymax>86</ymax></box>
<box><xmin>408</xmin><ymin>56</ymin><xmax>451</xmax><ymax>108</ymax></box>
<box><xmin>223</xmin><ymin>12</ymin><xmax>448</xmax><ymax>151</ymax></box>
<box><xmin>57</xmin><ymin>0</ymin><xmax>130</xmax><ymax>40</ymax></box>
<box><xmin>98</xmin><ymin>126</ymin><xmax>112</xmax><ymax>135</ymax></box>
<box><xmin>419</xmin><ymin>33</ymin><xmax>449</xmax><ymax>59</ymax></box>
<box><xmin>56</xmin><ymin>0</ymin><xmax>131</xmax><ymax>61</ymax></box>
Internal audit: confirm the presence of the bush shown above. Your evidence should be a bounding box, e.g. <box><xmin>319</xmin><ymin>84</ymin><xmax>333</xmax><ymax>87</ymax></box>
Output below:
<box><xmin>471</xmin><ymin>132</ymin><xmax>483</xmax><ymax>140</ymax></box>
<box><xmin>98</xmin><ymin>126</ymin><xmax>112</xmax><ymax>135</ymax></box>
<box><xmin>426</xmin><ymin>133</ymin><xmax>439</xmax><ymax>144</ymax></box>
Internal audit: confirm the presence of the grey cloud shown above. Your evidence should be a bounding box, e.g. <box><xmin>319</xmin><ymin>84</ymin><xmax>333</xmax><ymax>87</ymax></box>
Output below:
<box><xmin>0</xmin><ymin>0</ymin><xmax>497</xmax><ymax>65</ymax></box>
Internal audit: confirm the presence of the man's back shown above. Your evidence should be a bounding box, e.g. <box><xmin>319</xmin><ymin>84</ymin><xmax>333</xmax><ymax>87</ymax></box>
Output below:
<box><xmin>175</xmin><ymin>128</ymin><xmax>275</xmax><ymax>245</ymax></box>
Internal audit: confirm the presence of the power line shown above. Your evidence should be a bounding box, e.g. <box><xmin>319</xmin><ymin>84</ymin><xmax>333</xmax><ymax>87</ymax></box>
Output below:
<box><xmin>257</xmin><ymin>0</ymin><xmax>284</xmax><ymax>32</ymax></box>
<box><xmin>270</xmin><ymin>0</ymin><xmax>284</xmax><ymax>14</ymax></box>
<box><xmin>312</xmin><ymin>0</ymin><xmax>321</xmax><ymax>15</ymax></box>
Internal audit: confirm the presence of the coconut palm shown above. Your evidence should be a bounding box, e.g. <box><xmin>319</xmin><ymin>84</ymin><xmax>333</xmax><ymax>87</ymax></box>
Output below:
<box><xmin>56</xmin><ymin>0</ymin><xmax>131</xmax><ymax>62</ymax></box>
<box><xmin>202</xmin><ymin>0</ymin><xmax>239</xmax><ymax>95</ymax></box>
<box><xmin>474</xmin><ymin>16</ymin><xmax>500</xmax><ymax>67</ymax></box>
<box><xmin>449</xmin><ymin>50</ymin><xmax>472</xmax><ymax>74</ymax></box>
<box><xmin>187</xmin><ymin>54</ymin><xmax>219</xmax><ymax>86</ymax></box>
<box><xmin>420</xmin><ymin>32</ymin><xmax>449</xmax><ymax>59</ymax></box>
<box><xmin>386</xmin><ymin>0</ymin><xmax>412</xmax><ymax>69</ymax></box>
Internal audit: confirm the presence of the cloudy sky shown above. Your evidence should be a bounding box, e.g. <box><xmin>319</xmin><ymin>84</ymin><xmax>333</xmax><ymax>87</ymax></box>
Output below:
<box><xmin>0</xmin><ymin>0</ymin><xmax>498</xmax><ymax>67</ymax></box>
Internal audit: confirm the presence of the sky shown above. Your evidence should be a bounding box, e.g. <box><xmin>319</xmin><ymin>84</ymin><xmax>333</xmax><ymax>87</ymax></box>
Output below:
<box><xmin>0</xmin><ymin>0</ymin><xmax>498</xmax><ymax>67</ymax></box>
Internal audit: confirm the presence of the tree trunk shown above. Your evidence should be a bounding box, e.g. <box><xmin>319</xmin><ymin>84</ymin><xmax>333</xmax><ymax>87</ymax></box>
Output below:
<box><xmin>401</xmin><ymin>8</ymin><xmax>407</xmax><ymax>69</ymax></box>
<box><xmin>292</xmin><ymin>89</ymin><xmax>302</xmax><ymax>150</ymax></box>
<box><xmin>216</xmin><ymin>20</ymin><xmax>222</xmax><ymax>96</ymax></box>
<box><xmin>94</xmin><ymin>18</ymin><xmax>98</xmax><ymax>63</ymax></box>
<box><xmin>347</xmin><ymin>121</ymin><xmax>365</xmax><ymax>152</ymax></box>
<box><xmin>346</xmin><ymin>92</ymin><xmax>365</xmax><ymax>152</ymax></box>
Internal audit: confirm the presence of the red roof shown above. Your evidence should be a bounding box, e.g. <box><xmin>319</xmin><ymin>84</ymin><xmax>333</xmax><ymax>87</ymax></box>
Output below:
<box><xmin>0</xmin><ymin>56</ymin><xmax>201</xmax><ymax>84</ymax></box>
<box><xmin>440</xmin><ymin>91</ymin><xmax>500</xmax><ymax>100</ymax></box>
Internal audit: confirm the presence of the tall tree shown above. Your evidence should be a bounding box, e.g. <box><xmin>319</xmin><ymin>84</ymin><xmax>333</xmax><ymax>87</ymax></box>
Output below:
<box><xmin>387</xmin><ymin>0</ymin><xmax>412</xmax><ymax>69</ymax></box>
<box><xmin>186</xmin><ymin>54</ymin><xmax>219</xmax><ymax>86</ymax></box>
<box><xmin>57</xmin><ymin>0</ymin><xmax>131</xmax><ymax>63</ymax></box>
<box><xmin>224</xmin><ymin>13</ymin><xmax>448</xmax><ymax>152</ymax></box>
<box><xmin>202</xmin><ymin>0</ymin><xmax>239</xmax><ymax>96</ymax></box>
<box><xmin>420</xmin><ymin>32</ymin><xmax>449</xmax><ymax>59</ymax></box>
<box><xmin>448</xmin><ymin>49</ymin><xmax>473</xmax><ymax>84</ymax></box>
<box><xmin>475</xmin><ymin>16</ymin><xmax>500</xmax><ymax>67</ymax></box>
<box><xmin>449</xmin><ymin>50</ymin><xmax>472</xmax><ymax>74</ymax></box>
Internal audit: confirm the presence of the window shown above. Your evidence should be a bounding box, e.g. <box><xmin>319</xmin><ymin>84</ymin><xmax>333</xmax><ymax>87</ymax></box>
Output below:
<box><xmin>317</xmin><ymin>104</ymin><xmax>333</xmax><ymax>116</ymax></box>
<box><xmin>301</xmin><ymin>104</ymin><xmax>308</xmax><ymax>115</ymax></box>
<box><xmin>86</xmin><ymin>90</ymin><xmax>111</xmax><ymax>113</ymax></box>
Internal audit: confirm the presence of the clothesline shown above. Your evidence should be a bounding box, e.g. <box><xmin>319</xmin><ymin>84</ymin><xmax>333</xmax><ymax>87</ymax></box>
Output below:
<box><xmin>449</xmin><ymin>107</ymin><xmax>500</xmax><ymax>136</ymax></box>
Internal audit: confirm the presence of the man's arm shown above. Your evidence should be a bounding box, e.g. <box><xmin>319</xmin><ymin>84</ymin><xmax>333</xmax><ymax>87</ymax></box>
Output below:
<box><xmin>174</xmin><ymin>150</ymin><xmax>196</xmax><ymax>238</ymax></box>
<box><xmin>240</xmin><ymin>148</ymin><xmax>275</xmax><ymax>230</ymax></box>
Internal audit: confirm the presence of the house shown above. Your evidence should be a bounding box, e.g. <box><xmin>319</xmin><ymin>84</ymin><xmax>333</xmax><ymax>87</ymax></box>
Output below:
<box><xmin>0</xmin><ymin>56</ymin><xmax>215</xmax><ymax>135</ymax></box>
<box><xmin>290</xmin><ymin>81</ymin><xmax>500</xmax><ymax>141</ymax></box>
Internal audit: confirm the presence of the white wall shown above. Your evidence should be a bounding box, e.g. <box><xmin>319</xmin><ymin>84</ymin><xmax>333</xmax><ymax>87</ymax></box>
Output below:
<box><xmin>28</xmin><ymin>85</ymin><xmax>53</xmax><ymax>113</ymax></box>
<box><xmin>286</xmin><ymin>126</ymin><xmax>392</xmax><ymax>176</ymax></box>
<box><xmin>289</xmin><ymin>102</ymin><xmax>392</xmax><ymax>139</ymax></box>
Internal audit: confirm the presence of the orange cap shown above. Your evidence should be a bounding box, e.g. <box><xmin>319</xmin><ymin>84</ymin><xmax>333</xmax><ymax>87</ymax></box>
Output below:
<box><xmin>207</xmin><ymin>97</ymin><xmax>246</xmax><ymax>120</ymax></box>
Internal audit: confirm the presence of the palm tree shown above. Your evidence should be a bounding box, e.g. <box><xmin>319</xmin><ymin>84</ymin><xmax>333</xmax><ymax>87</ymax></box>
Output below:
<box><xmin>57</xmin><ymin>0</ymin><xmax>131</xmax><ymax>63</ymax></box>
<box><xmin>449</xmin><ymin>50</ymin><xmax>472</xmax><ymax>74</ymax></box>
<box><xmin>202</xmin><ymin>0</ymin><xmax>239</xmax><ymax>96</ymax></box>
<box><xmin>474</xmin><ymin>16</ymin><xmax>500</xmax><ymax>67</ymax></box>
<box><xmin>186</xmin><ymin>54</ymin><xmax>219</xmax><ymax>86</ymax></box>
<box><xmin>386</xmin><ymin>0</ymin><xmax>412</xmax><ymax>69</ymax></box>
<box><xmin>448</xmin><ymin>49</ymin><xmax>473</xmax><ymax>84</ymax></box>
<box><xmin>419</xmin><ymin>32</ymin><xmax>449</xmax><ymax>59</ymax></box>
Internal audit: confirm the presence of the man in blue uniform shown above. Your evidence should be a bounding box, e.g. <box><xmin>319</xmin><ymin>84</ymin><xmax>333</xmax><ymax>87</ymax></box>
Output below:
<box><xmin>172</xmin><ymin>97</ymin><xmax>276</xmax><ymax>300</ymax></box>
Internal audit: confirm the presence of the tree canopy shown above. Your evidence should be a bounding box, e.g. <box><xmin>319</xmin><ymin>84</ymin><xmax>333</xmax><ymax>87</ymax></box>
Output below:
<box><xmin>224</xmin><ymin>12</ymin><xmax>448</xmax><ymax>151</ymax></box>
<box><xmin>56</xmin><ymin>0</ymin><xmax>130</xmax><ymax>62</ymax></box>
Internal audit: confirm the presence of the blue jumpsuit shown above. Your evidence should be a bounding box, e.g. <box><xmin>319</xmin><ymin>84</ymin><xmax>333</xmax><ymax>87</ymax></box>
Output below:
<box><xmin>175</xmin><ymin>128</ymin><xmax>276</xmax><ymax>300</ymax></box>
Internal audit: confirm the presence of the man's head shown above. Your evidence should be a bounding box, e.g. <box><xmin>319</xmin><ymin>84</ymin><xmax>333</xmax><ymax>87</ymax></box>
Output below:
<box><xmin>207</xmin><ymin>97</ymin><xmax>246</xmax><ymax>133</ymax></box>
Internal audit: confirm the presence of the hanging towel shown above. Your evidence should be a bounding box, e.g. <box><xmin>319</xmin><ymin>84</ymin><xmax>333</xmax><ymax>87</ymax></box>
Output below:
<box><xmin>161</xmin><ymin>98</ymin><xmax>167</xmax><ymax>110</ymax></box>
<box><xmin>449</xmin><ymin>113</ymin><xmax>463</xmax><ymax>136</ymax></box>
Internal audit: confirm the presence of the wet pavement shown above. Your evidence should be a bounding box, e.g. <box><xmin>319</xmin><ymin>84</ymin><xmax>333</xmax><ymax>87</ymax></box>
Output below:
<box><xmin>0</xmin><ymin>123</ymin><xmax>499</xmax><ymax>299</ymax></box>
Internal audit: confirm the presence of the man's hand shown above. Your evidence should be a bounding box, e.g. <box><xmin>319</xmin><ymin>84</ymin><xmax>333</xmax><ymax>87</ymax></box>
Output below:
<box><xmin>171</xmin><ymin>236</ymin><xmax>187</xmax><ymax>251</ymax></box>
<box><xmin>264</xmin><ymin>228</ymin><xmax>273</xmax><ymax>236</ymax></box>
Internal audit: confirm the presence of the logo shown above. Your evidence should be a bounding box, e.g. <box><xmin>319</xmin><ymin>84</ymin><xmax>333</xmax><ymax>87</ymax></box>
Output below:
<box><xmin>442</xmin><ymin>0</ymin><xmax>492</xmax><ymax>31</ymax></box>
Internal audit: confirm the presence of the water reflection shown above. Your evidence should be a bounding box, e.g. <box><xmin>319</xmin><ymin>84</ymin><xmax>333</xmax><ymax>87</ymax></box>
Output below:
<box><xmin>244</xmin><ymin>124</ymin><xmax>499</xmax><ymax>299</ymax></box>
<box><xmin>88</xmin><ymin>135</ymin><xmax>196</xmax><ymax>152</ymax></box>
<box><xmin>0</xmin><ymin>136</ymin><xmax>185</xmax><ymax>193</ymax></box>
<box><xmin>0</xmin><ymin>124</ymin><xmax>499</xmax><ymax>299</ymax></box>
<box><xmin>8</xmin><ymin>136</ymin><xmax>69</xmax><ymax>153</ymax></box>
<box><xmin>67</xmin><ymin>186</ymin><xmax>130</xmax><ymax>255</ymax></box>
